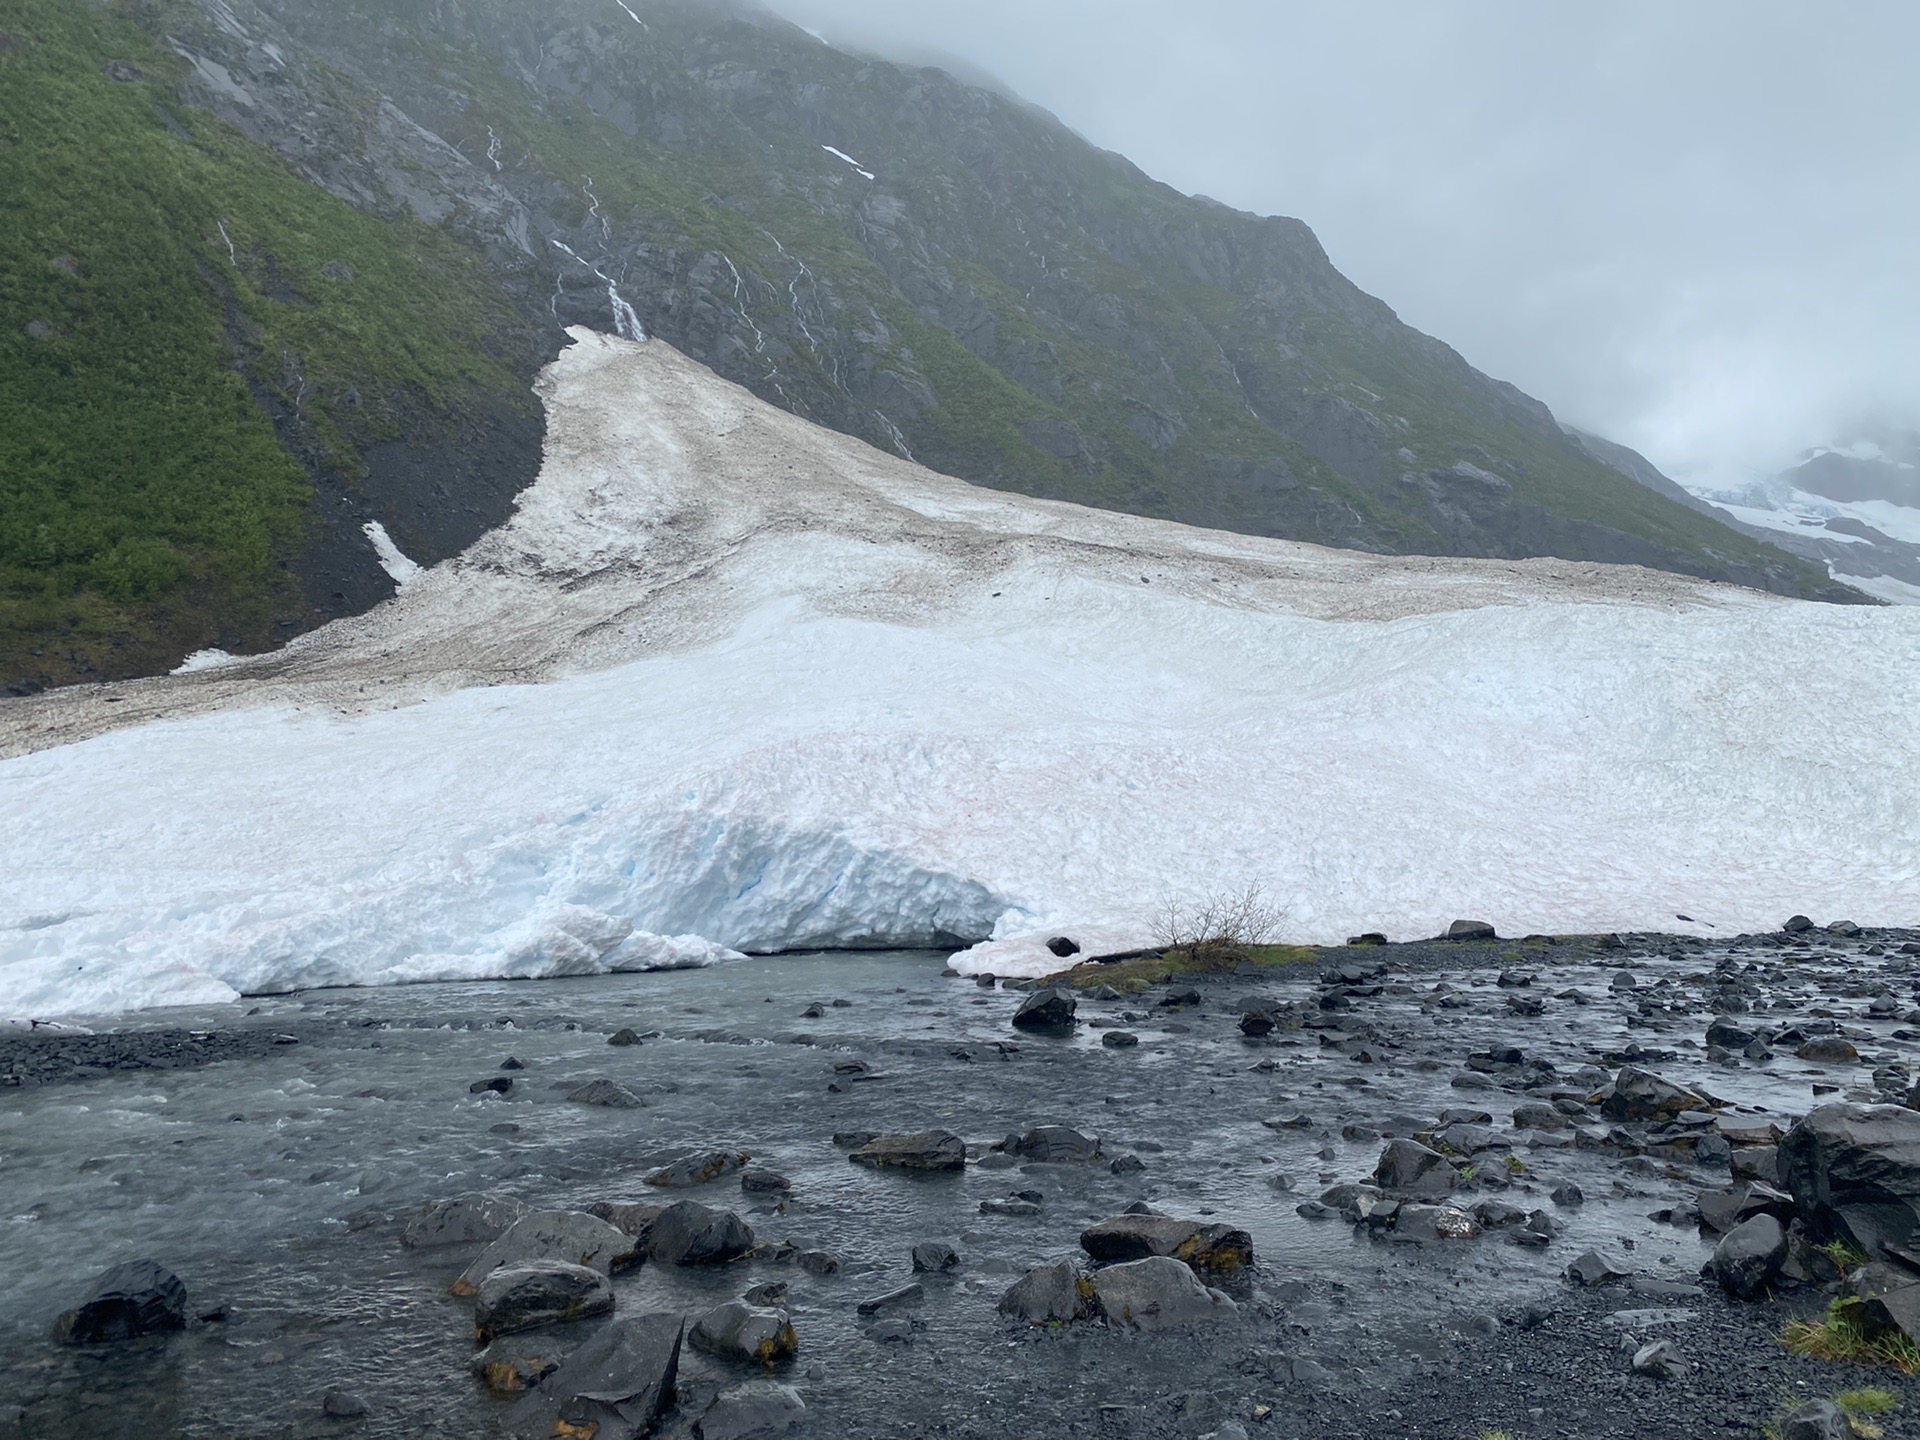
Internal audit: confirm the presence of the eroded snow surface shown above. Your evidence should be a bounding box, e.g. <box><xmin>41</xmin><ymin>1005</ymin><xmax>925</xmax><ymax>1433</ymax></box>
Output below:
<box><xmin>3</xmin><ymin>332</ymin><xmax>1917</xmax><ymax>1017</ymax></box>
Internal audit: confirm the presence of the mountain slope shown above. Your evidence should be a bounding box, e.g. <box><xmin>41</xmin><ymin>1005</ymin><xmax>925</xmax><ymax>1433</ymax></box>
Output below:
<box><xmin>0</xmin><ymin>0</ymin><xmax>1862</xmax><ymax>690</ymax></box>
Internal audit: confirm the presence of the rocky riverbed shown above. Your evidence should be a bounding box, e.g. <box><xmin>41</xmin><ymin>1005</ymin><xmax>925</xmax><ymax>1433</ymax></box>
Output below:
<box><xmin>5</xmin><ymin>925</ymin><xmax>1920</xmax><ymax>1439</ymax></box>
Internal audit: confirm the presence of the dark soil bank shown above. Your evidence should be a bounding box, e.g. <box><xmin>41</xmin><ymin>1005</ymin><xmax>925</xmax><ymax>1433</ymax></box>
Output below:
<box><xmin>4</xmin><ymin>925</ymin><xmax>1920</xmax><ymax>1439</ymax></box>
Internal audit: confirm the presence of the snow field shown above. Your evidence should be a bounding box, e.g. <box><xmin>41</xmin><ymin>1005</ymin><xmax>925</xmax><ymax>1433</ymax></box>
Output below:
<box><xmin>3</xmin><ymin>333</ymin><xmax>1918</xmax><ymax>1018</ymax></box>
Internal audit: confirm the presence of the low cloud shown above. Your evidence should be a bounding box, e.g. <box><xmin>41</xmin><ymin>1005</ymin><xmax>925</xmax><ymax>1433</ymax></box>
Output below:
<box><xmin>763</xmin><ymin>0</ymin><xmax>1919</xmax><ymax>487</ymax></box>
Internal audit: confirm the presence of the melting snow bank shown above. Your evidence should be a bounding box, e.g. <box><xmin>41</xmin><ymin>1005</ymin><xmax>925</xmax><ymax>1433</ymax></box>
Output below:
<box><xmin>4</xmin><ymin>332</ymin><xmax>1920</xmax><ymax>1017</ymax></box>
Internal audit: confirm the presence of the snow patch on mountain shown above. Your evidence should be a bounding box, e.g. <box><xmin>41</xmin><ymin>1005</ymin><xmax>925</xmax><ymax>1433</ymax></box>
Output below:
<box><xmin>3</xmin><ymin>333</ymin><xmax>1918</xmax><ymax>1019</ymax></box>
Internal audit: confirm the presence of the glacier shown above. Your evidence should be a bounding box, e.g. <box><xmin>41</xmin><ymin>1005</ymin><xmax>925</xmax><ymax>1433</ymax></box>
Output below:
<box><xmin>3</xmin><ymin>330</ymin><xmax>1918</xmax><ymax>1019</ymax></box>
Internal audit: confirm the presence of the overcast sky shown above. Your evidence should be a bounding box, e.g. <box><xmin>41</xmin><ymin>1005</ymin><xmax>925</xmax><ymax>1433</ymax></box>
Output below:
<box><xmin>762</xmin><ymin>0</ymin><xmax>1918</xmax><ymax>491</ymax></box>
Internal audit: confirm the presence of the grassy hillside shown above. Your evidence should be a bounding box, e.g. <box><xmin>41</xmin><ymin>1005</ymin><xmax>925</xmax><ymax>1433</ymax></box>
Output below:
<box><xmin>0</xmin><ymin>0</ymin><xmax>538</xmax><ymax>689</ymax></box>
<box><xmin>0</xmin><ymin>0</ymin><xmax>1862</xmax><ymax>691</ymax></box>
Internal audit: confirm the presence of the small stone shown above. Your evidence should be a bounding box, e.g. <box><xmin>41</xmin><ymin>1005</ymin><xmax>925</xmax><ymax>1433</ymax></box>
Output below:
<box><xmin>740</xmin><ymin>1168</ymin><xmax>792</xmax><ymax>1194</ymax></box>
<box><xmin>608</xmin><ymin>1028</ymin><xmax>643</xmax><ymax>1046</ymax></box>
<box><xmin>1565</xmin><ymin>1249</ymin><xmax>1632</xmax><ymax>1286</ymax></box>
<box><xmin>566</xmin><ymin>1078</ymin><xmax>646</xmax><ymax>1108</ymax></box>
<box><xmin>470</xmin><ymin>1076</ymin><xmax>513</xmax><ymax>1095</ymax></box>
<box><xmin>1102</xmin><ymin>1030</ymin><xmax>1139</xmax><ymax>1048</ymax></box>
<box><xmin>1630</xmin><ymin>1340</ymin><xmax>1686</xmax><ymax>1380</ymax></box>
<box><xmin>911</xmin><ymin>1242</ymin><xmax>959</xmax><ymax>1273</ymax></box>
<box><xmin>690</xmin><ymin>1300</ymin><xmax>798</xmax><ymax>1365</ymax></box>
<box><xmin>856</xmin><ymin>1283</ymin><xmax>923</xmax><ymax>1317</ymax></box>
<box><xmin>1796</xmin><ymin>1037</ymin><xmax>1860</xmax><ymax>1065</ymax></box>
<box><xmin>648</xmin><ymin>1151</ymin><xmax>751</xmax><ymax>1188</ymax></box>
<box><xmin>321</xmin><ymin>1389</ymin><xmax>370</xmax><ymax>1418</ymax></box>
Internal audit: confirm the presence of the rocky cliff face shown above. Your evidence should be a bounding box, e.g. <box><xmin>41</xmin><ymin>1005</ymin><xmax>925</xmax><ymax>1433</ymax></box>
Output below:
<box><xmin>0</xmin><ymin>0</ymin><xmax>1864</xmax><ymax>690</ymax></box>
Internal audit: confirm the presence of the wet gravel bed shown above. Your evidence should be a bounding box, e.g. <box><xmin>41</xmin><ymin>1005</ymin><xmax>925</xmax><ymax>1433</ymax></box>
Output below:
<box><xmin>4</xmin><ymin>926</ymin><xmax>1920</xmax><ymax>1439</ymax></box>
<box><xmin>0</xmin><ymin>1022</ymin><xmax>325</xmax><ymax>1088</ymax></box>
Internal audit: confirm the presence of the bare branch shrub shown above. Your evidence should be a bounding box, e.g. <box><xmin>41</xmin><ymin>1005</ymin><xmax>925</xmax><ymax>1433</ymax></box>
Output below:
<box><xmin>1152</xmin><ymin>882</ymin><xmax>1287</xmax><ymax>968</ymax></box>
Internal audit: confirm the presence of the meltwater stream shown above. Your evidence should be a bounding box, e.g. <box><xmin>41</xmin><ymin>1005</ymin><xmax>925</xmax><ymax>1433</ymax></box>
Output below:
<box><xmin>1</xmin><ymin>940</ymin><xmax>1911</xmax><ymax>1438</ymax></box>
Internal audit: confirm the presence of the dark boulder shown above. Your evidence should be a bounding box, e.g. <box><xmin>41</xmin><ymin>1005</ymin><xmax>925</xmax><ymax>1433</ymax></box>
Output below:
<box><xmin>848</xmin><ymin>1130</ymin><xmax>967</xmax><ymax>1172</ymax></box>
<box><xmin>1774</xmin><ymin>1400</ymin><xmax>1852</xmax><ymax>1440</ymax></box>
<box><xmin>911</xmin><ymin>1241</ymin><xmax>959</xmax><ymax>1273</ymax></box>
<box><xmin>453</xmin><ymin>1210</ymin><xmax>641</xmax><ymax>1295</ymax></box>
<box><xmin>1778</xmin><ymin>1104</ymin><xmax>1920</xmax><ymax>1255</ymax></box>
<box><xmin>53</xmin><ymin>1260</ymin><xmax>188</xmax><ymax>1345</ymax></box>
<box><xmin>1372</xmin><ymin>1139</ymin><xmax>1456</xmax><ymax>1196</ymax></box>
<box><xmin>502</xmin><ymin>1311</ymin><xmax>683</xmax><ymax>1440</ymax></box>
<box><xmin>1565</xmin><ymin>1249</ymin><xmax>1632</xmax><ymax>1286</ymax></box>
<box><xmin>402</xmin><ymin>1193</ymin><xmax>527</xmax><ymax>1248</ymax></box>
<box><xmin>696</xmin><ymin>1382</ymin><xmax>806</xmax><ymax>1440</ymax></box>
<box><xmin>1045</xmin><ymin>936</ymin><xmax>1081</xmax><ymax>957</ymax></box>
<box><xmin>1012</xmin><ymin>988</ymin><xmax>1077</xmax><ymax>1031</ymax></box>
<box><xmin>1006</xmin><ymin>1125</ymin><xmax>1100</xmax><ymax>1162</ymax></box>
<box><xmin>1102</xmin><ymin>1030</ymin><xmax>1139</xmax><ymax>1049</ymax></box>
<box><xmin>998</xmin><ymin>1260</ymin><xmax>1096</xmax><ymax>1323</ymax></box>
<box><xmin>1090</xmin><ymin>1255</ymin><xmax>1235</xmax><ymax>1329</ymax></box>
<box><xmin>1446</xmin><ymin>920</ymin><xmax>1497</xmax><ymax>940</ymax></box>
<box><xmin>649</xmin><ymin>1201</ymin><xmax>755</xmax><ymax>1266</ymax></box>
<box><xmin>1600</xmin><ymin>1066</ymin><xmax>1709</xmax><ymax>1122</ymax></box>
<box><xmin>1698</xmin><ymin>1183</ymin><xmax>1794</xmax><ymax>1234</ymax></box>
<box><xmin>475</xmin><ymin>1262</ymin><xmax>615</xmax><ymax>1339</ymax></box>
<box><xmin>690</xmin><ymin>1300</ymin><xmax>798</xmax><ymax>1365</ymax></box>
<box><xmin>1797</xmin><ymin>1037</ymin><xmax>1861</xmax><ymax>1065</ymax></box>
<box><xmin>567</xmin><ymin>1078</ymin><xmax>647</xmax><ymax>1109</ymax></box>
<box><xmin>322</xmin><ymin>1391</ymin><xmax>370</xmax><ymax>1419</ymax></box>
<box><xmin>1850</xmin><ymin>1261</ymin><xmax>1920</xmax><ymax>1346</ymax></box>
<box><xmin>739</xmin><ymin>1169</ymin><xmax>792</xmax><ymax>1195</ymax></box>
<box><xmin>648</xmin><ymin>1151</ymin><xmax>751</xmax><ymax>1188</ymax></box>
<box><xmin>1711</xmin><ymin>1215</ymin><xmax>1787</xmax><ymax>1300</ymax></box>
<box><xmin>1079</xmin><ymin>1213</ymin><xmax>1253</xmax><ymax>1271</ymax></box>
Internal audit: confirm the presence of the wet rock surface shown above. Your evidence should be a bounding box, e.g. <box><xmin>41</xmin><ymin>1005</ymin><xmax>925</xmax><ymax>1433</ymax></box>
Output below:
<box><xmin>6</xmin><ymin>933</ymin><xmax>1920</xmax><ymax>1437</ymax></box>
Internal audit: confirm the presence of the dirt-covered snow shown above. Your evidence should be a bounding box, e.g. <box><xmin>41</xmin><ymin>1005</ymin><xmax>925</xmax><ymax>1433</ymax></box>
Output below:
<box><xmin>4</xmin><ymin>331</ymin><xmax>1918</xmax><ymax>1018</ymax></box>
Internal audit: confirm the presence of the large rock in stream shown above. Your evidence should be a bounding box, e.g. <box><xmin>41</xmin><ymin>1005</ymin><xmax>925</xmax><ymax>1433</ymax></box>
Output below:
<box><xmin>453</xmin><ymin>1210</ymin><xmax>643</xmax><ymax>1296</ymax></box>
<box><xmin>1079</xmin><ymin>1213</ymin><xmax>1253</xmax><ymax>1272</ymax></box>
<box><xmin>1090</xmin><ymin>1255</ymin><xmax>1236</xmax><ymax>1329</ymax></box>
<box><xmin>648</xmin><ymin>1201</ymin><xmax>756</xmax><ymax>1265</ymax></box>
<box><xmin>848</xmin><ymin>1130</ymin><xmax>967</xmax><ymax>1172</ymax></box>
<box><xmin>1600</xmin><ymin>1066</ymin><xmax>1711</xmax><ymax>1122</ymax></box>
<box><xmin>1778</xmin><ymin>1103</ymin><xmax>1920</xmax><ymax>1255</ymax></box>
<box><xmin>54</xmin><ymin>1260</ymin><xmax>188</xmax><ymax>1345</ymax></box>
<box><xmin>1011</xmin><ymin>988</ymin><xmax>1078</xmax><ymax>1031</ymax></box>
<box><xmin>403</xmin><ymin>1193</ymin><xmax>527</xmax><ymax>1249</ymax></box>
<box><xmin>474</xmin><ymin>1262</ymin><xmax>615</xmax><ymax>1339</ymax></box>
<box><xmin>504</xmin><ymin>1312</ymin><xmax>684</xmax><ymax>1440</ymax></box>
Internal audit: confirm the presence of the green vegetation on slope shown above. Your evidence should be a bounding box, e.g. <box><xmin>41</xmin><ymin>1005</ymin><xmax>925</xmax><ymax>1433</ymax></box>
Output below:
<box><xmin>0</xmin><ymin>0</ymin><xmax>535</xmax><ymax>687</ymax></box>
